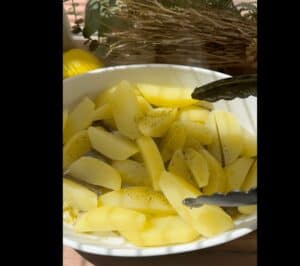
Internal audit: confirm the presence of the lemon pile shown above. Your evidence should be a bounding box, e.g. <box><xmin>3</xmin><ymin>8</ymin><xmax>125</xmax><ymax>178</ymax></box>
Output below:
<box><xmin>63</xmin><ymin>49</ymin><xmax>103</xmax><ymax>79</ymax></box>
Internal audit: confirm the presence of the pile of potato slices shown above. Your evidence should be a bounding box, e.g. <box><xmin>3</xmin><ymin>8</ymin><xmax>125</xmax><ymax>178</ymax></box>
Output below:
<box><xmin>63</xmin><ymin>80</ymin><xmax>257</xmax><ymax>247</ymax></box>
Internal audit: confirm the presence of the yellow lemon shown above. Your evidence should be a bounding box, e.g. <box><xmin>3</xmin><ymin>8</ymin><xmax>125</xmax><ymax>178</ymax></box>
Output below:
<box><xmin>63</xmin><ymin>49</ymin><xmax>103</xmax><ymax>79</ymax></box>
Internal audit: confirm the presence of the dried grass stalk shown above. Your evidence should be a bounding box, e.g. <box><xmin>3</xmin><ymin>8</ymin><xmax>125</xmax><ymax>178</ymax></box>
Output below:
<box><xmin>101</xmin><ymin>0</ymin><xmax>257</xmax><ymax>73</ymax></box>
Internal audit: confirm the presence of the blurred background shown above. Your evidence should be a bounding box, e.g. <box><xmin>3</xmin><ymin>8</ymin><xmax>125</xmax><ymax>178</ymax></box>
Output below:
<box><xmin>63</xmin><ymin>0</ymin><xmax>256</xmax><ymax>75</ymax></box>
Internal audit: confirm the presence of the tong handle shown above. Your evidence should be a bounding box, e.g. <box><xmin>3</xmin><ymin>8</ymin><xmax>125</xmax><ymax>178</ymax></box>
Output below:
<box><xmin>183</xmin><ymin>188</ymin><xmax>257</xmax><ymax>208</ymax></box>
<box><xmin>192</xmin><ymin>74</ymin><xmax>257</xmax><ymax>102</ymax></box>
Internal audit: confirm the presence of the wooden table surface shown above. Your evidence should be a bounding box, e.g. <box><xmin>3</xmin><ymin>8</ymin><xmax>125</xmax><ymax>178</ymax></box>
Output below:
<box><xmin>63</xmin><ymin>231</ymin><xmax>257</xmax><ymax>266</ymax></box>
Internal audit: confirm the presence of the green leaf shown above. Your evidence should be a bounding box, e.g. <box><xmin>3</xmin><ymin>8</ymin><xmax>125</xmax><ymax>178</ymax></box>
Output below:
<box><xmin>83</xmin><ymin>0</ymin><xmax>102</xmax><ymax>38</ymax></box>
<box><xmin>98</xmin><ymin>24</ymin><xmax>110</xmax><ymax>37</ymax></box>
<box><xmin>94</xmin><ymin>45</ymin><xmax>109</xmax><ymax>57</ymax></box>
<box><xmin>109</xmin><ymin>0</ymin><xmax>116</xmax><ymax>5</ymax></box>
<box><xmin>101</xmin><ymin>16</ymin><xmax>131</xmax><ymax>31</ymax></box>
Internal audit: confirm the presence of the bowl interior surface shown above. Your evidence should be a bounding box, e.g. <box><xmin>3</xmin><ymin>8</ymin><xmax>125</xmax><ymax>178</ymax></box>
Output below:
<box><xmin>63</xmin><ymin>64</ymin><xmax>257</xmax><ymax>257</ymax></box>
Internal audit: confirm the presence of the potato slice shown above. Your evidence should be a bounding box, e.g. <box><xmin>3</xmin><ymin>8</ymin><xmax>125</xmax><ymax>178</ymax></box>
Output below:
<box><xmin>238</xmin><ymin>205</ymin><xmax>257</xmax><ymax>215</ymax></box>
<box><xmin>182</xmin><ymin>121</ymin><xmax>213</xmax><ymax>147</ymax></box>
<box><xmin>95</xmin><ymin>85</ymin><xmax>140</xmax><ymax>107</ymax></box>
<box><xmin>194</xmin><ymin>101</ymin><xmax>214</xmax><ymax>111</ymax></box>
<box><xmin>99</xmin><ymin>186</ymin><xmax>175</xmax><ymax>215</ymax></box>
<box><xmin>63</xmin><ymin>130</ymin><xmax>91</xmax><ymax>169</ymax></box>
<box><xmin>138</xmin><ymin>107</ymin><xmax>177</xmax><ymax>137</ymax></box>
<box><xmin>75</xmin><ymin>206</ymin><xmax>147</xmax><ymax>233</ymax></box>
<box><xmin>225</xmin><ymin>157</ymin><xmax>254</xmax><ymax>192</ymax></box>
<box><xmin>111</xmin><ymin>160</ymin><xmax>151</xmax><ymax>186</ymax></box>
<box><xmin>88</xmin><ymin>126</ymin><xmax>138</xmax><ymax>160</ymax></box>
<box><xmin>120</xmin><ymin>216</ymin><xmax>199</xmax><ymax>247</ymax></box>
<box><xmin>200</xmin><ymin>149</ymin><xmax>227</xmax><ymax>195</ymax></box>
<box><xmin>136</xmin><ymin>136</ymin><xmax>165</xmax><ymax>191</ymax></box>
<box><xmin>102</xmin><ymin>118</ymin><xmax>117</xmax><ymax>130</ymax></box>
<box><xmin>214</xmin><ymin>110</ymin><xmax>243</xmax><ymax>166</ymax></box>
<box><xmin>95</xmin><ymin>87</ymin><xmax>116</xmax><ymax>108</ymax></box>
<box><xmin>241</xmin><ymin>128</ymin><xmax>257</xmax><ymax>158</ymax></box>
<box><xmin>159</xmin><ymin>171</ymin><xmax>233</xmax><ymax>237</ymax></box>
<box><xmin>206</xmin><ymin>111</ymin><xmax>223</xmax><ymax>164</ymax></box>
<box><xmin>134</xmin><ymin>88</ymin><xmax>142</xmax><ymax>96</ymax></box>
<box><xmin>111</xmin><ymin>81</ymin><xmax>141</xmax><ymax>139</ymax></box>
<box><xmin>63</xmin><ymin>178</ymin><xmax>97</xmax><ymax>211</ymax></box>
<box><xmin>63</xmin><ymin>202</ymin><xmax>79</xmax><ymax>224</ymax></box>
<box><xmin>69</xmin><ymin>156</ymin><xmax>121</xmax><ymax>190</ymax></box>
<box><xmin>63</xmin><ymin>110</ymin><xmax>68</xmax><ymax>131</ymax></box>
<box><xmin>63</xmin><ymin>97</ymin><xmax>95</xmax><ymax>143</ymax></box>
<box><xmin>137</xmin><ymin>83</ymin><xmax>199</xmax><ymax>108</ymax></box>
<box><xmin>137</xmin><ymin>95</ymin><xmax>152</xmax><ymax>115</ymax></box>
<box><xmin>168</xmin><ymin>149</ymin><xmax>196</xmax><ymax>186</ymax></box>
<box><xmin>92</xmin><ymin>104</ymin><xmax>112</xmax><ymax>121</ymax></box>
<box><xmin>130</xmin><ymin>152</ymin><xmax>144</xmax><ymax>163</ymax></box>
<box><xmin>178</xmin><ymin>106</ymin><xmax>210</xmax><ymax>123</ymax></box>
<box><xmin>183</xmin><ymin>148</ymin><xmax>209</xmax><ymax>188</ymax></box>
<box><xmin>241</xmin><ymin>160</ymin><xmax>257</xmax><ymax>191</ymax></box>
<box><xmin>159</xmin><ymin>121</ymin><xmax>186</xmax><ymax>162</ymax></box>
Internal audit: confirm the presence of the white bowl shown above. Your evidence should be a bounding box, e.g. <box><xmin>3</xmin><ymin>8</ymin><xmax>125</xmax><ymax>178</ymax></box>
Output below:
<box><xmin>63</xmin><ymin>64</ymin><xmax>257</xmax><ymax>257</ymax></box>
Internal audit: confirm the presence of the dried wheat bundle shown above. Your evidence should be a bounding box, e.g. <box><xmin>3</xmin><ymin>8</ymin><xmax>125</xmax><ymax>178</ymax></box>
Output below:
<box><xmin>97</xmin><ymin>0</ymin><xmax>256</xmax><ymax>73</ymax></box>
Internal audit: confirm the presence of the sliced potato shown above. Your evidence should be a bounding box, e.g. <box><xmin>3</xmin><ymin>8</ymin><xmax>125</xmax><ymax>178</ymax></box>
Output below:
<box><xmin>241</xmin><ymin>159</ymin><xmax>257</xmax><ymax>191</ymax></box>
<box><xmin>137</xmin><ymin>83</ymin><xmax>198</xmax><ymax>108</ymax></box>
<box><xmin>136</xmin><ymin>136</ymin><xmax>165</xmax><ymax>191</ymax></box>
<box><xmin>102</xmin><ymin>118</ymin><xmax>117</xmax><ymax>130</ymax></box>
<box><xmin>137</xmin><ymin>95</ymin><xmax>152</xmax><ymax>115</ymax></box>
<box><xmin>63</xmin><ymin>110</ymin><xmax>68</xmax><ymax>131</ymax></box>
<box><xmin>182</xmin><ymin>121</ymin><xmax>213</xmax><ymax>147</ymax></box>
<box><xmin>238</xmin><ymin>205</ymin><xmax>257</xmax><ymax>215</ymax></box>
<box><xmin>241</xmin><ymin>128</ymin><xmax>257</xmax><ymax>158</ymax></box>
<box><xmin>168</xmin><ymin>149</ymin><xmax>195</xmax><ymax>186</ymax></box>
<box><xmin>99</xmin><ymin>186</ymin><xmax>175</xmax><ymax>215</ymax></box>
<box><xmin>88</xmin><ymin>126</ymin><xmax>138</xmax><ymax>160</ymax></box>
<box><xmin>206</xmin><ymin>111</ymin><xmax>223</xmax><ymax>164</ymax></box>
<box><xmin>191</xmin><ymin>205</ymin><xmax>234</xmax><ymax>237</ymax></box>
<box><xmin>194</xmin><ymin>101</ymin><xmax>213</xmax><ymax>111</ymax></box>
<box><xmin>63</xmin><ymin>130</ymin><xmax>91</xmax><ymax>169</ymax></box>
<box><xmin>63</xmin><ymin>202</ymin><xmax>79</xmax><ymax>224</ymax></box>
<box><xmin>69</xmin><ymin>156</ymin><xmax>121</xmax><ymax>190</ymax></box>
<box><xmin>130</xmin><ymin>152</ymin><xmax>144</xmax><ymax>163</ymax></box>
<box><xmin>134</xmin><ymin>88</ymin><xmax>142</xmax><ymax>96</ymax></box>
<box><xmin>95</xmin><ymin>87</ymin><xmax>116</xmax><ymax>108</ymax></box>
<box><xmin>92</xmin><ymin>104</ymin><xmax>112</xmax><ymax>121</ymax></box>
<box><xmin>111</xmin><ymin>160</ymin><xmax>151</xmax><ymax>186</ymax></box>
<box><xmin>214</xmin><ymin>110</ymin><xmax>243</xmax><ymax>166</ymax></box>
<box><xmin>75</xmin><ymin>206</ymin><xmax>147</xmax><ymax>233</ymax></box>
<box><xmin>63</xmin><ymin>178</ymin><xmax>97</xmax><ymax>211</ymax></box>
<box><xmin>159</xmin><ymin>171</ymin><xmax>234</xmax><ymax>237</ymax></box>
<box><xmin>120</xmin><ymin>216</ymin><xmax>199</xmax><ymax>247</ymax></box>
<box><xmin>159</xmin><ymin>121</ymin><xmax>186</xmax><ymax>162</ymax></box>
<box><xmin>183</xmin><ymin>148</ymin><xmax>209</xmax><ymax>188</ymax></box>
<box><xmin>200</xmin><ymin>149</ymin><xmax>227</xmax><ymax>195</ymax></box>
<box><xmin>138</xmin><ymin>108</ymin><xmax>177</xmax><ymax>137</ymax></box>
<box><xmin>111</xmin><ymin>81</ymin><xmax>141</xmax><ymax>139</ymax></box>
<box><xmin>225</xmin><ymin>157</ymin><xmax>254</xmax><ymax>192</ymax></box>
<box><xmin>178</xmin><ymin>106</ymin><xmax>210</xmax><ymax>123</ymax></box>
<box><xmin>63</xmin><ymin>97</ymin><xmax>95</xmax><ymax>143</ymax></box>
